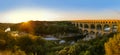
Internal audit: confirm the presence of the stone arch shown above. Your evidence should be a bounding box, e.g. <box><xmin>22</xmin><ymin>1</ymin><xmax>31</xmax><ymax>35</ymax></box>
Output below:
<box><xmin>83</xmin><ymin>30</ymin><xmax>88</xmax><ymax>35</ymax></box>
<box><xmin>112</xmin><ymin>24</ymin><xmax>117</xmax><ymax>28</ymax></box>
<box><xmin>112</xmin><ymin>24</ymin><xmax>118</xmax><ymax>32</ymax></box>
<box><xmin>96</xmin><ymin>32</ymin><xmax>102</xmax><ymax>37</ymax></box>
<box><xmin>90</xmin><ymin>31</ymin><xmax>96</xmax><ymax>39</ymax></box>
<box><xmin>90</xmin><ymin>31</ymin><xmax>95</xmax><ymax>35</ymax></box>
<box><xmin>97</xmin><ymin>24</ymin><xmax>102</xmax><ymax>30</ymax></box>
<box><xmin>90</xmin><ymin>24</ymin><xmax>95</xmax><ymax>29</ymax></box>
<box><xmin>75</xmin><ymin>23</ymin><xmax>78</xmax><ymax>27</ymax></box>
<box><xmin>84</xmin><ymin>24</ymin><xmax>89</xmax><ymax>28</ymax></box>
<box><xmin>79</xmin><ymin>29</ymin><xmax>83</xmax><ymax>33</ymax></box>
<box><xmin>80</xmin><ymin>24</ymin><xmax>83</xmax><ymax>28</ymax></box>
<box><xmin>104</xmin><ymin>24</ymin><xmax>110</xmax><ymax>32</ymax></box>
<box><xmin>76</xmin><ymin>23</ymin><xmax>79</xmax><ymax>27</ymax></box>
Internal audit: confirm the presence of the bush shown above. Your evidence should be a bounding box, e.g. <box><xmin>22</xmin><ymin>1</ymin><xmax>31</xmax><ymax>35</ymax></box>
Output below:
<box><xmin>105</xmin><ymin>33</ymin><xmax>120</xmax><ymax>55</ymax></box>
<box><xmin>0</xmin><ymin>30</ymin><xmax>15</xmax><ymax>50</ymax></box>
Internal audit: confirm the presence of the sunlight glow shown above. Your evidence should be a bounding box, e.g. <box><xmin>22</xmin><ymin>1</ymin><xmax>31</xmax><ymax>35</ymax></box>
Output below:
<box><xmin>1</xmin><ymin>8</ymin><xmax>120</xmax><ymax>23</ymax></box>
<box><xmin>2</xmin><ymin>8</ymin><xmax>59</xmax><ymax>23</ymax></box>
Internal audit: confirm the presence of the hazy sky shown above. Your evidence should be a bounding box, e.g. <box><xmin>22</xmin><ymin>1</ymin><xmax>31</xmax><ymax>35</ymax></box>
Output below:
<box><xmin>0</xmin><ymin>0</ymin><xmax>120</xmax><ymax>23</ymax></box>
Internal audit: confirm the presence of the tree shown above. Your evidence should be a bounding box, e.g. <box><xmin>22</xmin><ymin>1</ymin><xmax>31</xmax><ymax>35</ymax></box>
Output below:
<box><xmin>0</xmin><ymin>30</ymin><xmax>15</xmax><ymax>50</ymax></box>
<box><xmin>104</xmin><ymin>33</ymin><xmax>120</xmax><ymax>55</ymax></box>
<box><xmin>19</xmin><ymin>22</ymin><xmax>35</xmax><ymax>34</ymax></box>
<box><xmin>16</xmin><ymin>34</ymin><xmax>47</xmax><ymax>55</ymax></box>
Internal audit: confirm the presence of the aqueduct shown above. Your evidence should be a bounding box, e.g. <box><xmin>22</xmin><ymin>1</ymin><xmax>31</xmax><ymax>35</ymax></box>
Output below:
<box><xmin>72</xmin><ymin>20</ymin><xmax>120</xmax><ymax>40</ymax></box>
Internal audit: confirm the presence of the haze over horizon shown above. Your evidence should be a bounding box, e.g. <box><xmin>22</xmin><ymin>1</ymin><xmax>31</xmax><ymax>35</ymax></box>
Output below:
<box><xmin>0</xmin><ymin>0</ymin><xmax>120</xmax><ymax>23</ymax></box>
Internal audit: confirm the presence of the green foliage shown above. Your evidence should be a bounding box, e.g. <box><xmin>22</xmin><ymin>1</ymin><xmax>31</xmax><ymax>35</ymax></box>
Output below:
<box><xmin>84</xmin><ymin>51</ymin><xmax>91</xmax><ymax>55</ymax></box>
<box><xmin>10</xmin><ymin>21</ymin><xmax>79</xmax><ymax>36</ymax></box>
<box><xmin>0</xmin><ymin>30</ymin><xmax>15</xmax><ymax>50</ymax></box>
<box><xmin>0</xmin><ymin>21</ymin><xmax>117</xmax><ymax>55</ymax></box>
<box><xmin>16</xmin><ymin>34</ymin><xmax>47</xmax><ymax>55</ymax></box>
<box><xmin>0</xmin><ymin>29</ymin><xmax>64</xmax><ymax>55</ymax></box>
<box><xmin>57</xmin><ymin>33</ymin><xmax>115</xmax><ymax>55</ymax></box>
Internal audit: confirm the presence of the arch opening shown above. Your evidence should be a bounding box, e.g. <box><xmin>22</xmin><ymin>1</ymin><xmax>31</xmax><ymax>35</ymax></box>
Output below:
<box><xmin>80</xmin><ymin>24</ymin><xmax>83</xmax><ymax>28</ymax></box>
<box><xmin>90</xmin><ymin>31</ymin><xmax>95</xmax><ymax>35</ymax></box>
<box><xmin>89</xmin><ymin>31</ymin><xmax>96</xmax><ymax>39</ymax></box>
<box><xmin>90</xmin><ymin>24</ymin><xmax>95</xmax><ymax>29</ymax></box>
<box><xmin>97</xmin><ymin>24</ymin><xmax>102</xmax><ymax>30</ymax></box>
<box><xmin>96</xmin><ymin>32</ymin><xmax>102</xmax><ymax>37</ymax></box>
<box><xmin>112</xmin><ymin>24</ymin><xmax>118</xmax><ymax>32</ymax></box>
<box><xmin>76</xmin><ymin>23</ymin><xmax>79</xmax><ymax>27</ymax></box>
<box><xmin>104</xmin><ymin>24</ymin><xmax>110</xmax><ymax>32</ymax></box>
<box><xmin>84</xmin><ymin>24</ymin><xmax>89</xmax><ymax>28</ymax></box>
<box><xmin>83</xmin><ymin>30</ymin><xmax>88</xmax><ymax>35</ymax></box>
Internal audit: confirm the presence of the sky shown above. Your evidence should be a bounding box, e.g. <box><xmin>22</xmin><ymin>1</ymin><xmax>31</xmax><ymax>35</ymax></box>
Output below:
<box><xmin>0</xmin><ymin>0</ymin><xmax>120</xmax><ymax>23</ymax></box>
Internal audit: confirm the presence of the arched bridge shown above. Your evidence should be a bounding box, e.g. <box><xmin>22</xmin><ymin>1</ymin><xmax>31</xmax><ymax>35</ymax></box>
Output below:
<box><xmin>72</xmin><ymin>20</ymin><xmax>120</xmax><ymax>40</ymax></box>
